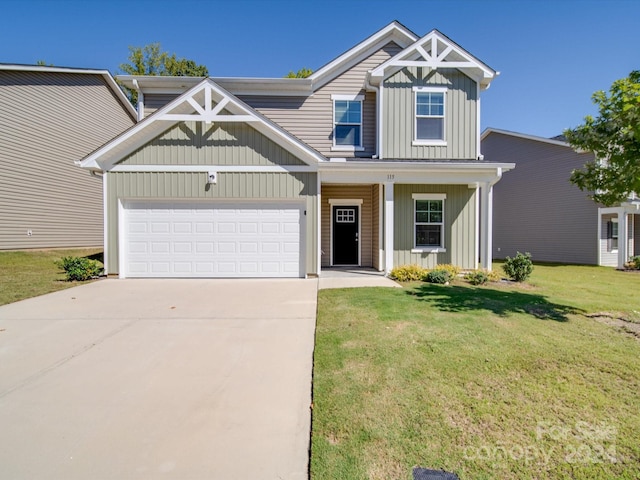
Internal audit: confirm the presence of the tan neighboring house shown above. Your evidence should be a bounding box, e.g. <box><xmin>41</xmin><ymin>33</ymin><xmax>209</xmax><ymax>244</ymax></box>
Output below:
<box><xmin>0</xmin><ymin>64</ymin><xmax>136</xmax><ymax>250</ymax></box>
<box><xmin>77</xmin><ymin>22</ymin><xmax>514</xmax><ymax>278</ymax></box>
<box><xmin>482</xmin><ymin>128</ymin><xmax>640</xmax><ymax>267</ymax></box>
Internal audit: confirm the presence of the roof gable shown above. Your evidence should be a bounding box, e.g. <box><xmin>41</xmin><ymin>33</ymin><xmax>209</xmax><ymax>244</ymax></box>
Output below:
<box><xmin>481</xmin><ymin>128</ymin><xmax>571</xmax><ymax>148</ymax></box>
<box><xmin>370</xmin><ymin>29</ymin><xmax>497</xmax><ymax>89</ymax></box>
<box><xmin>78</xmin><ymin>78</ymin><xmax>325</xmax><ymax>171</ymax></box>
<box><xmin>308</xmin><ymin>21</ymin><xmax>418</xmax><ymax>90</ymax></box>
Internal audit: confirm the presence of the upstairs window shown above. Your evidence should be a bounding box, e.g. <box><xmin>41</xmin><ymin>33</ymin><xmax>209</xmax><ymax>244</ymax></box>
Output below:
<box><xmin>414</xmin><ymin>87</ymin><xmax>446</xmax><ymax>145</ymax></box>
<box><xmin>332</xmin><ymin>94</ymin><xmax>364</xmax><ymax>150</ymax></box>
<box><xmin>413</xmin><ymin>193</ymin><xmax>446</xmax><ymax>249</ymax></box>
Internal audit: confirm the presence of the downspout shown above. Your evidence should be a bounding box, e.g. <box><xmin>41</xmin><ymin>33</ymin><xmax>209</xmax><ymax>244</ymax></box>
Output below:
<box><xmin>365</xmin><ymin>74</ymin><xmax>382</xmax><ymax>159</ymax></box>
<box><xmin>133</xmin><ymin>79</ymin><xmax>144</xmax><ymax>122</ymax></box>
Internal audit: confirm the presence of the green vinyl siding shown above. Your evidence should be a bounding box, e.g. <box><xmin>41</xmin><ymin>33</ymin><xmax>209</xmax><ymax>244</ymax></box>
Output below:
<box><xmin>383</xmin><ymin>68</ymin><xmax>478</xmax><ymax>160</ymax></box>
<box><xmin>118</xmin><ymin>121</ymin><xmax>306</xmax><ymax>166</ymax></box>
<box><xmin>393</xmin><ymin>184</ymin><xmax>477</xmax><ymax>269</ymax></box>
<box><xmin>106</xmin><ymin>171</ymin><xmax>318</xmax><ymax>275</ymax></box>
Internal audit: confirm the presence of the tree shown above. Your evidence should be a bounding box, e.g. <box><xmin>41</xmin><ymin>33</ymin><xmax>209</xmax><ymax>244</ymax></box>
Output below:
<box><xmin>119</xmin><ymin>43</ymin><xmax>208</xmax><ymax>105</ymax></box>
<box><xmin>564</xmin><ymin>70</ymin><xmax>640</xmax><ymax>206</ymax></box>
<box><xmin>285</xmin><ymin>67</ymin><xmax>313</xmax><ymax>78</ymax></box>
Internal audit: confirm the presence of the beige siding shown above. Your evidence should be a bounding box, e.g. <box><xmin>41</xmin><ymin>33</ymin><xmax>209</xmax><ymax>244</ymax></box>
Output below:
<box><xmin>0</xmin><ymin>71</ymin><xmax>135</xmax><ymax>249</ymax></box>
<box><xmin>393</xmin><ymin>184</ymin><xmax>477</xmax><ymax>269</ymax></box>
<box><xmin>241</xmin><ymin>42</ymin><xmax>403</xmax><ymax>158</ymax></box>
<box><xmin>144</xmin><ymin>93</ymin><xmax>179</xmax><ymax>117</ymax></box>
<box><xmin>320</xmin><ymin>185</ymin><xmax>375</xmax><ymax>267</ymax></box>
<box><xmin>106</xmin><ymin>171</ymin><xmax>317</xmax><ymax>275</ymax></box>
<box><xmin>383</xmin><ymin>68</ymin><xmax>477</xmax><ymax>160</ymax></box>
<box><xmin>119</xmin><ymin>121</ymin><xmax>305</xmax><ymax>166</ymax></box>
<box><xmin>482</xmin><ymin>132</ymin><xmax>600</xmax><ymax>265</ymax></box>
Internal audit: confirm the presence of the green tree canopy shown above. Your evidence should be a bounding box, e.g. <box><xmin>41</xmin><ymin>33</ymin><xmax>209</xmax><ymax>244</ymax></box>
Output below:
<box><xmin>285</xmin><ymin>67</ymin><xmax>313</xmax><ymax>78</ymax></box>
<box><xmin>564</xmin><ymin>70</ymin><xmax>640</xmax><ymax>206</ymax></box>
<box><xmin>119</xmin><ymin>43</ymin><xmax>208</xmax><ymax>105</ymax></box>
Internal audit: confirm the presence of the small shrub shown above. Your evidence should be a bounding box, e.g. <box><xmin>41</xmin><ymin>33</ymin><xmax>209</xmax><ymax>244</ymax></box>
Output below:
<box><xmin>503</xmin><ymin>252</ymin><xmax>533</xmax><ymax>282</ymax></box>
<box><xmin>425</xmin><ymin>268</ymin><xmax>452</xmax><ymax>284</ymax></box>
<box><xmin>465</xmin><ymin>270</ymin><xmax>489</xmax><ymax>285</ymax></box>
<box><xmin>435</xmin><ymin>263</ymin><xmax>461</xmax><ymax>278</ymax></box>
<box><xmin>389</xmin><ymin>264</ymin><xmax>427</xmax><ymax>282</ymax></box>
<box><xmin>55</xmin><ymin>256</ymin><xmax>103</xmax><ymax>281</ymax></box>
<box><xmin>627</xmin><ymin>255</ymin><xmax>640</xmax><ymax>270</ymax></box>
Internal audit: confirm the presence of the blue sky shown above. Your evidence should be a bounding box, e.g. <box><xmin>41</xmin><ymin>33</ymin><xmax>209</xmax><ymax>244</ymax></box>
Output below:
<box><xmin>1</xmin><ymin>0</ymin><xmax>638</xmax><ymax>138</ymax></box>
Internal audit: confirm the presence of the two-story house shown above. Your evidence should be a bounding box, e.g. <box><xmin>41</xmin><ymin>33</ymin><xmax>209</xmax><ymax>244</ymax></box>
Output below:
<box><xmin>77</xmin><ymin>22</ymin><xmax>513</xmax><ymax>278</ymax></box>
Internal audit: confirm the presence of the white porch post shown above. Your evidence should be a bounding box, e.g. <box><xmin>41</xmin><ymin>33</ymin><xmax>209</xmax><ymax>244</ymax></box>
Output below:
<box><xmin>618</xmin><ymin>211</ymin><xmax>628</xmax><ymax>269</ymax></box>
<box><xmin>384</xmin><ymin>182</ymin><xmax>394</xmax><ymax>274</ymax></box>
<box><xmin>480</xmin><ymin>181</ymin><xmax>493</xmax><ymax>270</ymax></box>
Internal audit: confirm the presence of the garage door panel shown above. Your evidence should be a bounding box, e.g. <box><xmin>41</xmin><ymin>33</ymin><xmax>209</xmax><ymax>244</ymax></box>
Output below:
<box><xmin>123</xmin><ymin>202</ymin><xmax>302</xmax><ymax>278</ymax></box>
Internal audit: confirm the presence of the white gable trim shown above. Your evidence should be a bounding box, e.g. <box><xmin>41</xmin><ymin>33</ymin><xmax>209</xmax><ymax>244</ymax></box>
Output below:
<box><xmin>78</xmin><ymin>78</ymin><xmax>325</xmax><ymax>171</ymax></box>
<box><xmin>481</xmin><ymin>128</ymin><xmax>571</xmax><ymax>147</ymax></box>
<box><xmin>309</xmin><ymin>21</ymin><xmax>418</xmax><ymax>91</ymax></box>
<box><xmin>369</xmin><ymin>30</ymin><xmax>496</xmax><ymax>89</ymax></box>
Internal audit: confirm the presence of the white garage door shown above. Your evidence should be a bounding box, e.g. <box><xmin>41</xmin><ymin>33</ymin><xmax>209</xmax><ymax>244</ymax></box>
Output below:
<box><xmin>122</xmin><ymin>201</ymin><xmax>303</xmax><ymax>278</ymax></box>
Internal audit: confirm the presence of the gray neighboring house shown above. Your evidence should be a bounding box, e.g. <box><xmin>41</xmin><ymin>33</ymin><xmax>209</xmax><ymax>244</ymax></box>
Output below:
<box><xmin>77</xmin><ymin>22</ymin><xmax>514</xmax><ymax>279</ymax></box>
<box><xmin>0</xmin><ymin>64</ymin><xmax>136</xmax><ymax>250</ymax></box>
<box><xmin>482</xmin><ymin>128</ymin><xmax>640</xmax><ymax>267</ymax></box>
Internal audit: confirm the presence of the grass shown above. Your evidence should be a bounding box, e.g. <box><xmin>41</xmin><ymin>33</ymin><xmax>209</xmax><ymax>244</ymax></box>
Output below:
<box><xmin>311</xmin><ymin>263</ymin><xmax>640</xmax><ymax>479</ymax></box>
<box><xmin>0</xmin><ymin>248</ymin><xmax>103</xmax><ymax>306</ymax></box>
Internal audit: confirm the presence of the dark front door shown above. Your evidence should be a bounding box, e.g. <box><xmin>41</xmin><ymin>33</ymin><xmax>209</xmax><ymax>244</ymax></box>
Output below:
<box><xmin>332</xmin><ymin>206</ymin><xmax>359</xmax><ymax>265</ymax></box>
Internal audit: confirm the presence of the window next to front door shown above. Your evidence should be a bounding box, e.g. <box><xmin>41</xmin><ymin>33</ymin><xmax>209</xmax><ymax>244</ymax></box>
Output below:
<box><xmin>412</xmin><ymin>193</ymin><xmax>446</xmax><ymax>252</ymax></box>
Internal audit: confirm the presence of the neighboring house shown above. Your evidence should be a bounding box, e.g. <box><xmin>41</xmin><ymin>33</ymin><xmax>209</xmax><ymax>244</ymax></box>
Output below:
<box><xmin>77</xmin><ymin>22</ymin><xmax>514</xmax><ymax>279</ymax></box>
<box><xmin>0</xmin><ymin>64</ymin><xmax>136</xmax><ymax>250</ymax></box>
<box><xmin>482</xmin><ymin>128</ymin><xmax>640</xmax><ymax>268</ymax></box>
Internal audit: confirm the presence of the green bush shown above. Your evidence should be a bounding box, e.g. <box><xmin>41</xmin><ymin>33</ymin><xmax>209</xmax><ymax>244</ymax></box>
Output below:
<box><xmin>627</xmin><ymin>256</ymin><xmax>640</xmax><ymax>270</ymax></box>
<box><xmin>503</xmin><ymin>252</ymin><xmax>533</xmax><ymax>282</ymax></box>
<box><xmin>465</xmin><ymin>270</ymin><xmax>489</xmax><ymax>285</ymax></box>
<box><xmin>389</xmin><ymin>264</ymin><xmax>428</xmax><ymax>282</ymax></box>
<box><xmin>55</xmin><ymin>256</ymin><xmax>103</xmax><ymax>281</ymax></box>
<box><xmin>425</xmin><ymin>268</ymin><xmax>452</xmax><ymax>284</ymax></box>
<box><xmin>434</xmin><ymin>263</ymin><xmax>460</xmax><ymax>278</ymax></box>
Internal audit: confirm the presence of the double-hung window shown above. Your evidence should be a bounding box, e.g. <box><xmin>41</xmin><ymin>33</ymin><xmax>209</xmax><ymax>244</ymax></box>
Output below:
<box><xmin>413</xmin><ymin>86</ymin><xmax>447</xmax><ymax>145</ymax></box>
<box><xmin>332</xmin><ymin>94</ymin><xmax>364</xmax><ymax>150</ymax></box>
<box><xmin>413</xmin><ymin>193</ymin><xmax>446</xmax><ymax>250</ymax></box>
<box><xmin>607</xmin><ymin>218</ymin><xmax>619</xmax><ymax>252</ymax></box>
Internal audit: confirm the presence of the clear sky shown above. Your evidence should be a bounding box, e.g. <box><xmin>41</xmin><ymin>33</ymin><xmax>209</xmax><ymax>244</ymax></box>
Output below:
<box><xmin>1</xmin><ymin>0</ymin><xmax>638</xmax><ymax>138</ymax></box>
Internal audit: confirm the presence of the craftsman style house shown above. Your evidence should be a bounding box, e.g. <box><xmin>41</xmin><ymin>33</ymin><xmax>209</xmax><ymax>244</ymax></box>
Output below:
<box><xmin>78</xmin><ymin>22</ymin><xmax>513</xmax><ymax>278</ymax></box>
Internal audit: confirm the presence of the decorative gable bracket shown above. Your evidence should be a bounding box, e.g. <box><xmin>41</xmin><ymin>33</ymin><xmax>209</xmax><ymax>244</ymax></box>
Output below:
<box><xmin>156</xmin><ymin>80</ymin><xmax>260</xmax><ymax>124</ymax></box>
<box><xmin>369</xmin><ymin>30</ymin><xmax>497</xmax><ymax>89</ymax></box>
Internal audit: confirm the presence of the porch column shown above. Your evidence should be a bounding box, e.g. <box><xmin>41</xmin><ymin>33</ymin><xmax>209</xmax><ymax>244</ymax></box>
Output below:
<box><xmin>618</xmin><ymin>211</ymin><xmax>628</xmax><ymax>269</ymax></box>
<box><xmin>480</xmin><ymin>181</ymin><xmax>493</xmax><ymax>271</ymax></box>
<box><xmin>384</xmin><ymin>182</ymin><xmax>394</xmax><ymax>274</ymax></box>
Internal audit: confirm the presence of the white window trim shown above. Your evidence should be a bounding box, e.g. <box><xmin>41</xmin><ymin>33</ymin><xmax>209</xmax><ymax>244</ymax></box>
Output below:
<box><xmin>413</xmin><ymin>86</ymin><xmax>447</xmax><ymax>147</ymax></box>
<box><xmin>331</xmin><ymin>94</ymin><xmax>365</xmax><ymax>151</ymax></box>
<box><xmin>412</xmin><ymin>193</ymin><xmax>446</xmax><ymax>253</ymax></box>
<box><xmin>609</xmin><ymin>217</ymin><xmax>619</xmax><ymax>253</ymax></box>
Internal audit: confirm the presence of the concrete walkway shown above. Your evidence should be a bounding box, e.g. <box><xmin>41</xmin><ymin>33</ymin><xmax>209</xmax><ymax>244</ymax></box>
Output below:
<box><xmin>0</xmin><ymin>278</ymin><xmax>317</xmax><ymax>480</ymax></box>
<box><xmin>318</xmin><ymin>268</ymin><xmax>401</xmax><ymax>290</ymax></box>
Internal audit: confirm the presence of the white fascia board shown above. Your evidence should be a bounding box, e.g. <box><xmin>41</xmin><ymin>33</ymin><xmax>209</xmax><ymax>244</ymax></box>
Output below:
<box><xmin>309</xmin><ymin>22</ymin><xmax>418</xmax><ymax>91</ymax></box>
<box><xmin>111</xmin><ymin>165</ymin><xmax>316</xmax><ymax>173</ymax></box>
<box><xmin>481</xmin><ymin>128</ymin><xmax>571</xmax><ymax>147</ymax></box>
<box><xmin>369</xmin><ymin>30</ymin><xmax>496</xmax><ymax>87</ymax></box>
<box><xmin>79</xmin><ymin>78</ymin><xmax>324</xmax><ymax>171</ymax></box>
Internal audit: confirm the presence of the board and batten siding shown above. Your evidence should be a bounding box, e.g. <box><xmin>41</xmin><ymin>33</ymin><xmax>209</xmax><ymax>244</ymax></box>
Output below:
<box><xmin>383</xmin><ymin>68</ymin><xmax>478</xmax><ymax>160</ymax></box>
<box><xmin>482</xmin><ymin>132</ymin><xmax>600</xmax><ymax>265</ymax></box>
<box><xmin>321</xmin><ymin>185</ymin><xmax>375</xmax><ymax>267</ymax></box>
<box><xmin>241</xmin><ymin>42</ymin><xmax>403</xmax><ymax>159</ymax></box>
<box><xmin>106</xmin><ymin>171</ymin><xmax>318</xmax><ymax>275</ymax></box>
<box><xmin>393</xmin><ymin>184</ymin><xmax>477</xmax><ymax>269</ymax></box>
<box><xmin>0</xmin><ymin>70</ymin><xmax>135</xmax><ymax>249</ymax></box>
<box><xmin>119</xmin><ymin>121</ymin><xmax>306</xmax><ymax>166</ymax></box>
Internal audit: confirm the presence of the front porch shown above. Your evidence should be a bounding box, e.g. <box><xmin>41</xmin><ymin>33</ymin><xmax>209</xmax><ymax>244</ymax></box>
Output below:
<box><xmin>599</xmin><ymin>203</ymin><xmax>640</xmax><ymax>268</ymax></box>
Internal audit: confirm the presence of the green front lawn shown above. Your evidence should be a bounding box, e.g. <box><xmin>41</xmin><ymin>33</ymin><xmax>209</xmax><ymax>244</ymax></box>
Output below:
<box><xmin>311</xmin><ymin>264</ymin><xmax>640</xmax><ymax>479</ymax></box>
<box><xmin>0</xmin><ymin>248</ymin><xmax>103</xmax><ymax>306</ymax></box>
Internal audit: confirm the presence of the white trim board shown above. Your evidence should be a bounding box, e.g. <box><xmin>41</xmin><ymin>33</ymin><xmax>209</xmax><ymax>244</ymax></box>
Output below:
<box><xmin>110</xmin><ymin>165</ymin><xmax>317</xmax><ymax>173</ymax></box>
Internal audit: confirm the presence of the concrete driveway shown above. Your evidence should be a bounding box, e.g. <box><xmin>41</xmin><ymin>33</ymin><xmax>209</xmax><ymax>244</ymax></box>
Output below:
<box><xmin>0</xmin><ymin>278</ymin><xmax>318</xmax><ymax>480</ymax></box>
